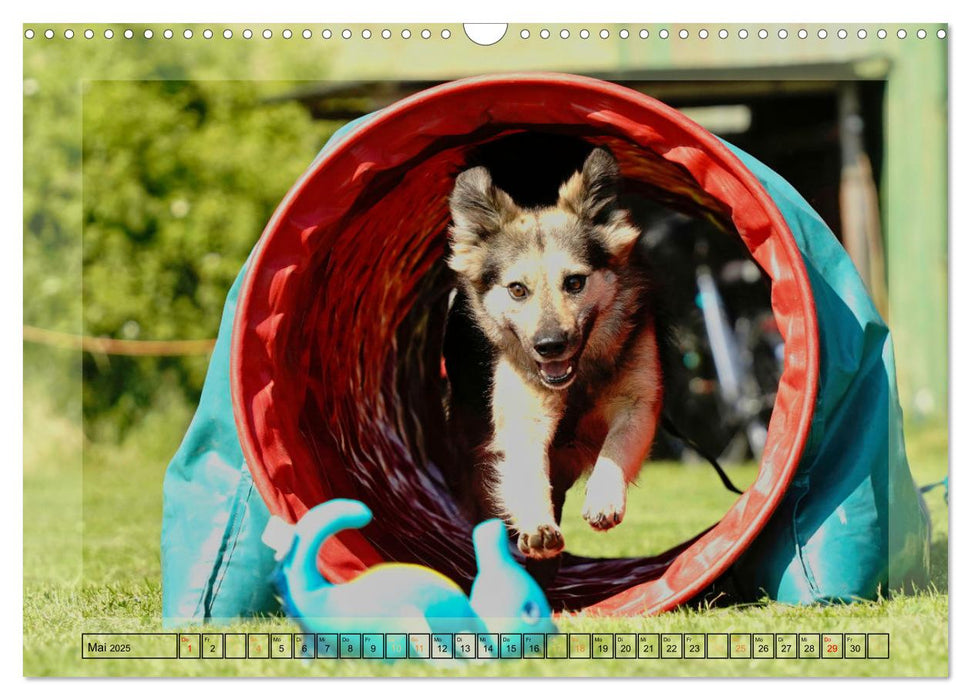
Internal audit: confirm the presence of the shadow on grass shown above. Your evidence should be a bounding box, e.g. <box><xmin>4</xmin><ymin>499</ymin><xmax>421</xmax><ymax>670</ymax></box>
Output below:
<box><xmin>928</xmin><ymin>533</ymin><xmax>949</xmax><ymax>594</ymax></box>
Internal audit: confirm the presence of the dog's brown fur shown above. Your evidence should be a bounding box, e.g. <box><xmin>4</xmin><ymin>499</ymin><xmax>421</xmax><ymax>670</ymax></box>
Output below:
<box><xmin>444</xmin><ymin>147</ymin><xmax>663</xmax><ymax>559</ymax></box>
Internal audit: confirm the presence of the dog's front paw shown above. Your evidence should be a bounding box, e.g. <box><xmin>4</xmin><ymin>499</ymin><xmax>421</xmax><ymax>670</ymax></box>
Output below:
<box><xmin>516</xmin><ymin>523</ymin><xmax>565</xmax><ymax>559</ymax></box>
<box><xmin>582</xmin><ymin>465</ymin><xmax>628</xmax><ymax>531</ymax></box>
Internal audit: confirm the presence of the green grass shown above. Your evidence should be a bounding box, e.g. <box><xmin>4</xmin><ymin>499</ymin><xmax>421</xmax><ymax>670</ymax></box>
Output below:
<box><xmin>23</xmin><ymin>387</ymin><xmax>949</xmax><ymax>677</ymax></box>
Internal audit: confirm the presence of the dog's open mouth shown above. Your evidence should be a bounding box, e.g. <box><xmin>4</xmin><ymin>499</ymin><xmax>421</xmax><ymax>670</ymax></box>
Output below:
<box><xmin>538</xmin><ymin>358</ymin><xmax>576</xmax><ymax>388</ymax></box>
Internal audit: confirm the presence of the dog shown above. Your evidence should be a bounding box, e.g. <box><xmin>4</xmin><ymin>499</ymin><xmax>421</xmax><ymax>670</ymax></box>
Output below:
<box><xmin>443</xmin><ymin>146</ymin><xmax>663</xmax><ymax>560</ymax></box>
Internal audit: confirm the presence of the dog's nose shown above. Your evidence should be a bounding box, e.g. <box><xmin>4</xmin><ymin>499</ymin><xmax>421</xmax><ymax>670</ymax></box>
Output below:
<box><xmin>533</xmin><ymin>335</ymin><xmax>568</xmax><ymax>358</ymax></box>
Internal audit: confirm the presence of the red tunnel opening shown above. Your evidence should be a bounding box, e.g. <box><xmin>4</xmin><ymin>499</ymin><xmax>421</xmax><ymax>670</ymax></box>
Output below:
<box><xmin>231</xmin><ymin>73</ymin><xmax>819</xmax><ymax>615</ymax></box>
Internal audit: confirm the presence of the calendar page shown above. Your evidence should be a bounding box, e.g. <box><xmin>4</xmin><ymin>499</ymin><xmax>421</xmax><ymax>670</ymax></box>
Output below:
<box><xmin>21</xmin><ymin>17</ymin><xmax>950</xmax><ymax>679</ymax></box>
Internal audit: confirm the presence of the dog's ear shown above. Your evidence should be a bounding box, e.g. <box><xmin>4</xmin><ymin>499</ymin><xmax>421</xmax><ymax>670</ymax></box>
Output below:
<box><xmin>449</xmin><ymin>167</ymin><xmax>518</xmax><ymax>242</ymax></box>
<box><xmin>557</xmin><ymin>147</ymin><xmax>622</xmax><ymax>226</ymax></box>
<box><xmin>559</xmin><ymin>147</ymin><xmax>639</xmax><ymax>262</ymax></box>
<box><xmin>448</xmin><ymin>167</ymin><xmax>518</xmax><ymax>278</ymax></box>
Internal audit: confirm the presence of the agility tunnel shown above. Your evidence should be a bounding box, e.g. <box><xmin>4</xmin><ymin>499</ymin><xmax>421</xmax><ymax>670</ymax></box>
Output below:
<box><xmin>161</xmin><ymin>73</ymin><xmax>930</xmax><ymax>623</ymax></box>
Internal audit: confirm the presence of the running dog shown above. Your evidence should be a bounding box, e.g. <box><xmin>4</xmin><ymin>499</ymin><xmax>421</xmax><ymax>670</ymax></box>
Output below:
<box><xmin>444</xmin><ymin>147</ymin><xmax>663</xmax><ymax>560</ymax></box>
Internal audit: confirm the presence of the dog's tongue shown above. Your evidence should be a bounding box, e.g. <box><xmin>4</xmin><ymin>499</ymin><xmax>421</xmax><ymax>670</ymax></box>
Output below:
<box><xmin>540</xmin><ymin>360</ymin><xmax>571</xmax><ymax>379</ymax></box>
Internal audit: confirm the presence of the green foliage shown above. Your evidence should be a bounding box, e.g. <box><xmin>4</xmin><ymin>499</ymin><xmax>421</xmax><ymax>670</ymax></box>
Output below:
<box><xmin>24</xmin><ymin>34</ymin><xmax>341</xmax><ymax>435</ymax></box>
<box><xmin>77</xmin><ymin>80</ymin><xmax>337</xmax><ymax>434</ymax></box>
<box><xmin>23</xmin><ymin>48</ymin><xmax>84</xmax><ymax>337</ymax></box>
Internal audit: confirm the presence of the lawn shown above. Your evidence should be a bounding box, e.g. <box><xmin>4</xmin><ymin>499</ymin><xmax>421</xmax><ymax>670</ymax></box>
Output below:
<box><xmin>22</xmin><ymin>385</ymin><xmax>949</xmax><ymax>677</ymax></box>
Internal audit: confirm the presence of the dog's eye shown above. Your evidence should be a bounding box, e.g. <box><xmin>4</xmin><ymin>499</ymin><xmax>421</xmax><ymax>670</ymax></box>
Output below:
<box><xmin>521</xmin><ymin>601</ymin><xmax>541</xmax><ymax>624</ymax></box>
<box><xmin>507</xmin><ymin>283</ymin><xmax>528</xmax><ymax>300</ymax></box>
<box><xmin>564</xmin><ymin>275</ymin><xmax>587</xmax><ymax>294</ymax></box>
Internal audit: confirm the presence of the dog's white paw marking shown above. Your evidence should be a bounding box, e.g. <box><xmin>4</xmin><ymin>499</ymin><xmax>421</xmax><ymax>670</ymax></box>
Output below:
<box><xmin>582</xmin><ymin>464</ymin><xmax>627</xmax><ymax>531</ymax></box>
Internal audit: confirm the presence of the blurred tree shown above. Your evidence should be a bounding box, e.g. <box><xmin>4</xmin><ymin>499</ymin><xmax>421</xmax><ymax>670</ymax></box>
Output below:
<box><xmin>24</xmin><ymin>41</ymin><xmax>340</xmax><ymax>436</ymax></box>
<box><xmin>80</xmin><ymin>81</ymin><xmax>338</xmax><ymax>436</ymax></box>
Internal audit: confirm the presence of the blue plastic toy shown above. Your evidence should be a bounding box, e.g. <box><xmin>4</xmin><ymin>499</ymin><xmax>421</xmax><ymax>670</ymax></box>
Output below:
<box><xmin>262</xmin><ymin>499</ymin><xmax>556</xmax><ymax>651</ymax></box>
